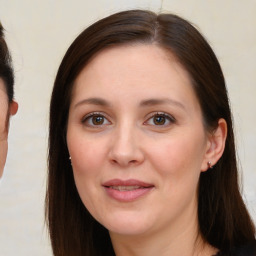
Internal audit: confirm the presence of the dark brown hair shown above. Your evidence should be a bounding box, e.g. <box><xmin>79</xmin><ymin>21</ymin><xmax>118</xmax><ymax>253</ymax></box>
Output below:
<box><xmin>46</xmin><ymin>10</ymin><xmax>255</xmax><ymax>256</ymax></box>
<box><xmin>0</xmin><ymin>22</ymin><xmax>14</xmax><ymax>103</ymax></box>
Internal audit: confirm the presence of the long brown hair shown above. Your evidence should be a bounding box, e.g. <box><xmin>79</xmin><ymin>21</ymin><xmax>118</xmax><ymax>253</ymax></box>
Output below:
<box><xmin>46</xmin><ymin>10</ymin><xmax>255</xmax><ymax>256</ymax></box>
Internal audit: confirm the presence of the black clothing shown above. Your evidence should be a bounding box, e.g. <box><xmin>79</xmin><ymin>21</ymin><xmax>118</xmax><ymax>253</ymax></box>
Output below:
<box><xmin>215</xmin><ymin>240</ymin><xmax>256</xmax><ymax>256</ymax></box>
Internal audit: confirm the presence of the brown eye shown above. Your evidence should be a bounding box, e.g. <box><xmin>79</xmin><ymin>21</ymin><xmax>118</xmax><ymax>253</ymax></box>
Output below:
<box><xmin>92</xmin><ymin>115</ymin><xmax>104</xmax><ymax>125</ymax></box>
<box><xmin>144</xmin><ymin>112</ymin><xmax>175</xmax><ymax>127</ymax></box>
<box><xmin>153</xmin><ymin>115</ymin><xmax>166</xmax><ymax>125</ymax></box>
<box><xmin>82</xmin><ymin>113</ymin><xmax>111</xmax><ymax>127</ymax></box>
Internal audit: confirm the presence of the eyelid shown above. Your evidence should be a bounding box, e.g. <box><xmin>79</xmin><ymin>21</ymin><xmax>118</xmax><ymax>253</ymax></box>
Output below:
<box><xmin>144</xmin><ymin>112</ymin><xmax>176</xmax><ymax>126</ymax></box>
<box><xmin>81</xmin><ymin>112</ymin><xmax>111</xmax><ymax>126</ymax></box>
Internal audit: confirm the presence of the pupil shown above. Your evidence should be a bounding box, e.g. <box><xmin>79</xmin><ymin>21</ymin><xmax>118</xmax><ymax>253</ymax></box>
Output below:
<box><xmin>93</xmin><ymin>116</ymin><xmax>103</xmax><ymax>125</ymax></box>
<box><xmin>154</xmin><ymin>115</ymin><xmax>165</xmax><ymax>125</ymax></box>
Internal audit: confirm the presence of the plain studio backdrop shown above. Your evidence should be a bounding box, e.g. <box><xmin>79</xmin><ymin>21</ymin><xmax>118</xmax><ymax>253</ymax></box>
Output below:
<box><xmin>0</xmin><ymin>1</ymin><xmax>255</xmax><ymax>255</ymax></box>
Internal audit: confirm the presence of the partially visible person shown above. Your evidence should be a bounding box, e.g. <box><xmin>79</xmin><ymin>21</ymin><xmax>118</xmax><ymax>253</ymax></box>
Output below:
<box><xmin>0</xmin><ymin>22</ymin><xmax>18</xmax><ymax>178</ymax></box>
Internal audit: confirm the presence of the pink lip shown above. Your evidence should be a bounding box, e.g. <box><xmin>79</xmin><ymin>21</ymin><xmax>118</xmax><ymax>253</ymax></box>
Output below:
<box><xmin>102</xmin><ymin>179</ymin><xmax>154</xmax><ymax>202</ymax></box>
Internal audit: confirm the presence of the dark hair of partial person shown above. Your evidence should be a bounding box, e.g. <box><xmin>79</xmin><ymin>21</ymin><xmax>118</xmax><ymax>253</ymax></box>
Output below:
<box><xmin>0</xmin><ymin>22</ymin><xmax>14</xmax><ymax>103</ymax></box>
<box><xmin>46</xmin><ymin>9</ymin><xmax>256</xmax><ymax>256</ymax></box>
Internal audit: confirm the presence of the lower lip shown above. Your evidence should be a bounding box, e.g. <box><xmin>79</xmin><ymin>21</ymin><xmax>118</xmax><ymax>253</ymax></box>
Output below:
<box><xmin>104</xmin><ymin>187</ymin><xmax>153</xmax><ymax>202</ymax></box>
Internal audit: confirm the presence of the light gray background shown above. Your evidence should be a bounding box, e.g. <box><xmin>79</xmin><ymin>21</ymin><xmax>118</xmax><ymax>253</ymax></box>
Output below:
<box><xmin>0</xmin><ymin>1</ymin><xmax>255</xmax><ymax>255</ymax></box>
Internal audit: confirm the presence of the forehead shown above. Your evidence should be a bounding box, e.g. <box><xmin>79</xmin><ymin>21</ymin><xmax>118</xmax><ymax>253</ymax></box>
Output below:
<box><xmin>72</xmin><ymin>44</ymin><xmax>195</xmax><ymax>101</ymax></box>
<box><xmin>84</xmin><ymin>44</ymin><xmax>181</xmax><ymax>76</ymax></box>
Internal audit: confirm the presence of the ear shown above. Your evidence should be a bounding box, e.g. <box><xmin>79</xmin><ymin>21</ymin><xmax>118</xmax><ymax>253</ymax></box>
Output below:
<box><xmin>10</xmin><ymin>100</ymin><xmax>18</xmax><ymax>116</ymax></box>
<box><xmin>201</xmin><ymin>118</ymin><xmax>227</xmax><ymax>172</ymax></box>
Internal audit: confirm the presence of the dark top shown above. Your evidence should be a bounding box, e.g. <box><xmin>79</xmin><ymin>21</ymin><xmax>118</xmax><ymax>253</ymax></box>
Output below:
<box><xmin>215</xmin><ymin>240</ymin><xmax>256</xmax><ymax>256</ymax></box>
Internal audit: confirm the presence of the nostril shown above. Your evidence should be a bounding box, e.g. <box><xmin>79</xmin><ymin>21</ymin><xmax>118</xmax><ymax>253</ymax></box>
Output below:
<box><xmin>110</xmin><ymin>158</ymin><xmax>138</xmax><ymax>166</ymax></box>
<box><xmin>111</xmin><ymin>159</ymin><xmax>118</xmax><ymax>164</ymax></box>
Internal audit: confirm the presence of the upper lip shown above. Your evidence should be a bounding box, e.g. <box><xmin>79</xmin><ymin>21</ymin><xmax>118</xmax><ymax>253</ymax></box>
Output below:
<box><xmin>102</xmin><ymin>179</ymin><xmax>154</xmax><ymax>188</ymax></box>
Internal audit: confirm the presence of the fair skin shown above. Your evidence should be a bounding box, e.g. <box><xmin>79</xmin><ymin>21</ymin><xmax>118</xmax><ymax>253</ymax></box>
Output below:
<box><xmin>67</xmin><ymin>44</ymin><xmax>227</xmax><ymax>256</ymax></box>
<box><xmin>0</xmin><ymin>78</ymin><xmax>18</xmax><ymax>177</ymax></box>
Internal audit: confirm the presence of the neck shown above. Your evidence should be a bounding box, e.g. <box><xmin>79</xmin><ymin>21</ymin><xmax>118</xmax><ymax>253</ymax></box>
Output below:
<box><xmin>110</xmin><ymin>202</ymin><xmax>217</xmax><ymax>256</ymax></box>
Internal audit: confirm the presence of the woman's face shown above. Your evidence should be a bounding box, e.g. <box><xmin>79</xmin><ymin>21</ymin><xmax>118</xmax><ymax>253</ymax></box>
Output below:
<box><xmin>67</xmin><ymin>45</ymin><xmax>212</xmax><ymax>238</ymax></box>
<box><xmin>0</xmin><ymin>79</ymin><xmax>9</xmax><ymax>177</ymax></box>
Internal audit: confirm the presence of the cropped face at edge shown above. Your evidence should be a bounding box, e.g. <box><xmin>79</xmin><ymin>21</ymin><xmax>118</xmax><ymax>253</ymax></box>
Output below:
<box><xmin>0</xmin><ymin>78</ymin><xmax>18</xmax><ymax>178</ymax></box>
<box><xmin>66</xmin><ymin>45</ymin><xmax>226</xmax><ymax>238</ymax></box>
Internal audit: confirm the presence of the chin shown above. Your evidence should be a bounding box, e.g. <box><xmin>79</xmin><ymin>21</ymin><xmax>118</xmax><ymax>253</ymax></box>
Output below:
<box><xmin>98</xmin><ymin>211</ymin><xmax>155</xmax><ymax>236</ymax></box>
<box><xmin>108</xmin><ymin>224</ymin><xmax>151</xmax><ymax>237</ymax></box>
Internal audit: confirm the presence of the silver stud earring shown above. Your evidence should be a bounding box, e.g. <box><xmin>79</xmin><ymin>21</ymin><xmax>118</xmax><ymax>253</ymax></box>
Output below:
<box><xmin>207</xmin><ymin>161</ymin><xmax>213</xmax><ymax>169</ymax></box>
<box><xmin>69</xmin><ymin>156</ymin><xmax>72</xmax><ymax>165</ymax></box>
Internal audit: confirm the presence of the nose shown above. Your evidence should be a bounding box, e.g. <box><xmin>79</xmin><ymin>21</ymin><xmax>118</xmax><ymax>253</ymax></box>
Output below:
<box><xmin>108</xmin><ymin>125</ymin><xmax>145</xmax><ymax>167</ymax></box>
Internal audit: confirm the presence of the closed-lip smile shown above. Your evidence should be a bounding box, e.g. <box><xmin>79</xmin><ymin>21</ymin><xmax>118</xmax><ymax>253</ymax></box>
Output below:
<box><xmin>102</xmin><ymin>179</ymin><xmax>154</xmax><ymax>202</ymax></box>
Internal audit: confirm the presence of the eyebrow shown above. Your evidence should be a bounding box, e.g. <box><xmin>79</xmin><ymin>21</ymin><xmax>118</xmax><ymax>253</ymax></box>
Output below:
<box><xmin>74</xmin><ymin>97</ymin><xmax>186</xmax><ymax>111</ymax></box>
<box><xmin>74</xmin><ymin>97</ymin><xmax>110</xmax><ymax>108</ymax></box>
<box><xmin>140</xmin><ymin>98</ymin><xmax>186</xmax><ymax>110</ymax></box>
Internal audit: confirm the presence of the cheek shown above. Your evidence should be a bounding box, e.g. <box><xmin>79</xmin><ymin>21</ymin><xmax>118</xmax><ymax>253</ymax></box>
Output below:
<box><xmin>147</xmin><ymin>132</ymin><xmax>206</xmax><ymax>188</ymax></box>
<box><xmin>150</xmin><ymin>137</ymin><xmax>201</xmax><ymax>169</ymax></box>
<box><xmin>67</xmin><ymin>134</ymin><xmax>106</xmax><ymax>177</ymax></box>
<box><xmin>67</xmin><ymin>135</ymin><xmax>104</xmax><ymax>211</ymax></box>
<box><xmin>148</xmin><ymin>136</ymin><xmax>203</xmax><ymax>212</ymax></box>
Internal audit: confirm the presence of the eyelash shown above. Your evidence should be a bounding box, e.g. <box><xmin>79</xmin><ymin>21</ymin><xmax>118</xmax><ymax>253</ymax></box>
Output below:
<box><xmin>144</xmin><ymin>112</ymin><xmax>176</xmax><ymax>126</ymax></box>
<box><xmin>81</xmin><ymin>112</ymin><xmax>176</xmax><ymax>128</ymax></box>
<box><xmin>82</xmin><ymin>112</ymin><xmax>111</xmax><ymax>127</ymax></box>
